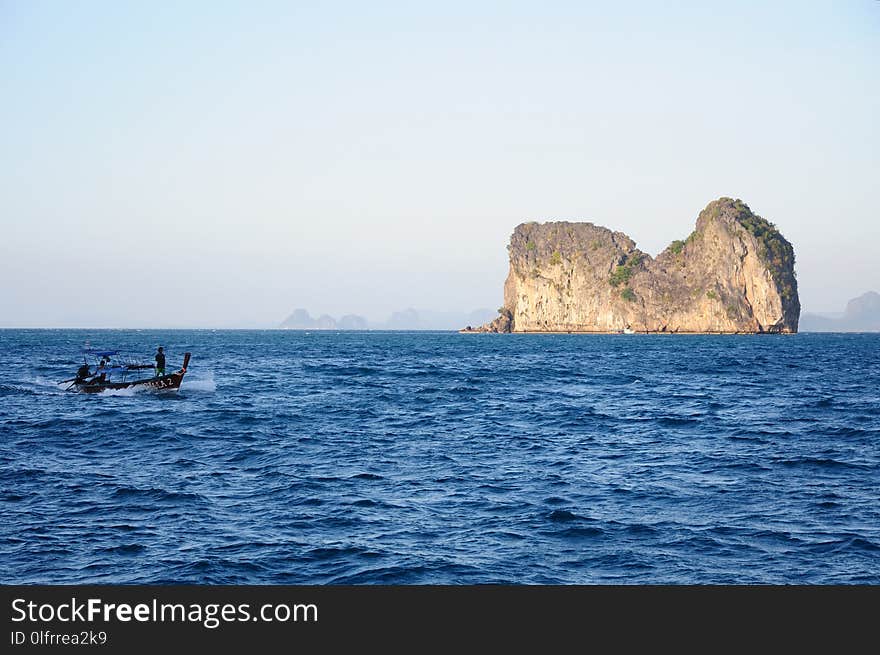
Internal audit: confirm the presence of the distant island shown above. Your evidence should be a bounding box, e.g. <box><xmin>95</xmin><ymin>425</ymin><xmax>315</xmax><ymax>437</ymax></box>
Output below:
<box><xmin>280</xmin><ymin>307</ymin><xmax>496</xmax><ymax>331</ymax></box>
<box><xmin>280</xmin><ymin>309</ymin><xmax>369</xmax><ymax>330</ymax></box>
<box><xmin>464</xmin><ymin>197</ymin><xmax>800</xmax><ymax>334</ymax></box>
<box><xmin>800</xmin><ymin>291</ymin><xmax>880</xmax><ymax>332</ymax></box>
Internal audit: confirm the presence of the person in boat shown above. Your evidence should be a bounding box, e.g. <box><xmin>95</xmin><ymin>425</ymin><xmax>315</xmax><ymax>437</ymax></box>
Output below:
<box><xmin>75</xmin><ymin>362</ymin><xmax>91</xmax><ymax>381</ymax></box>
<box><xmin>89</xmin><ymin>358</ymin><xmax>109</xmax><ymax>384</ymax></box>
<box><xmin>155</xmin><ymin>347</ymin><xmax>166</xmax><ymax>377</ymax></box>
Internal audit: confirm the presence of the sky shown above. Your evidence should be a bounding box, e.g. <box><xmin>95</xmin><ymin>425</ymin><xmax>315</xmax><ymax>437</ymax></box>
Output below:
<box><xmin>1</xmin><ymin>1</ymin><xmax>877</xmax><ymax>327</ymax></box>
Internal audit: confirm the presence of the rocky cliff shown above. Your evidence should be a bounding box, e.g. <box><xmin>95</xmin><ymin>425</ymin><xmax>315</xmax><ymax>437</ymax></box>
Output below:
<box><xmin>468</xmin><ymin>198</ymin><xmax>799</xmax><ymax>333</ymax></box>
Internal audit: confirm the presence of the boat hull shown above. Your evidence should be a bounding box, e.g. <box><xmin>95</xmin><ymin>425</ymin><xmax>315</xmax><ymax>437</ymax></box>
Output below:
<box><xmin>73</xmin><ymin>370</ymin><xmax>186</xmax><ymax>394</ymax></box>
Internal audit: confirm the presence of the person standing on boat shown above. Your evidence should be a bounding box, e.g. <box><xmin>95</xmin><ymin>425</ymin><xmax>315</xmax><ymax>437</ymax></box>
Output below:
<box><xmin>155</xmin><ymin>347</ymin><xmax>166</xmax><ymax>377</ymax></box>
<box><xmin>75</xmin><ymin>362</ymin><xmax>91</xmax><ymax>381</ymax></box>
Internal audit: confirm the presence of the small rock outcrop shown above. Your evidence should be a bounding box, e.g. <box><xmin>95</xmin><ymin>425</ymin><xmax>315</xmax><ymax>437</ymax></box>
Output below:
<box><xmin>465</xmin><ymin>198</ymin><xmax>800</xmax><ymax>334</ymax></box>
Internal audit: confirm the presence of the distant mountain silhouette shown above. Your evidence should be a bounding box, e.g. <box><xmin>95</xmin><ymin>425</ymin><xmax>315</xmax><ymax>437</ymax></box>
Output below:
<box><xmin>799</xmin><ymin>291</ymin><xmax>880</xmax><ymax>332</ymax></box>
<box><xmin>383</xmin><ymin>307</ymin><xmax>496</xmax><ymax>330</ymax></box>
<box><xmin>387</xmin><ymin>308</ymin><xmax>420</xmax><ymax>330</ymax></box>
<box><xmin>338</xmin><ymin>314</ymin><xmax>369</xmax><ymax>330</ymax></box>
<box><xmin>280</xmin><ymin>309</ymin><xmax>355</xmax><ymax>330</ymax></box>
<box><xmin>279</xmin><ymin>307</ymin><xmax>495</xmax><ymax>330</ymax></box>
<box><xmin>280</xmin><ymin>308</ymin><xmax>319</xmax><ymax>329</ymax></box>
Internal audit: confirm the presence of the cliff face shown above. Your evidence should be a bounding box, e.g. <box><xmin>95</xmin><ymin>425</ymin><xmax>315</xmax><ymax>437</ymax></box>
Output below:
<box><xmin>472</xmin><ymin>198</ymin><xmax>799</xmax><ymax>333</ymax></box>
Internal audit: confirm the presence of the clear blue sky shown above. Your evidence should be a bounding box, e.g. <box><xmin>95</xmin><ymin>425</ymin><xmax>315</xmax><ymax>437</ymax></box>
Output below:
<box><xmin>1</xmin><ymin>1</ymin><xmax>877</xmax><ymax>327</ymax></box>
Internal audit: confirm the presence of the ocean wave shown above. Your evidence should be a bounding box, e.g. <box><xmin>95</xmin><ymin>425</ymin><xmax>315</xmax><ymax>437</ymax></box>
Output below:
<box><xmin>808</xmin><ymin>537</ymin><xmax>880</xmax><ymax>553</ymax></box>
<box><xmin>0</xmin><ymin>384</ymin><xmax>37</xmax><ymax>396</ymax></box>
<box><xmin>550</xmin><ymin>525</ymin><xmax>605</xmax><ymax>539</ymax></box>
<box><xmin>98</xmin><ymin>543</ymin><xmax>147</xmax><ymax>555</ymax></box>
<box><xmin>110</xmin><ymin>487</ymin><xmax>208</xmax><ymax>504</ymax></box>
<box><xmin>182</xmin><ymin>370</ymin><xmax>217</xmax><ymax>392</ymax></box>
<box><xmin>547</xmin><ymin>509</ymin><xmax>595</xmax><ymax>523</ymax></box>
<box><xmin>776</xmin><ymin>457</ymin><xmax>868</xmax><ymax>470</ymax></box>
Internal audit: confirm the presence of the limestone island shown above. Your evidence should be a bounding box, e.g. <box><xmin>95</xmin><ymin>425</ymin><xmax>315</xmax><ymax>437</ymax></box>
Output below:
<box><xmin>462</xmin><ymin>197</ymin><xmax>799</xmax><ymax>334</ymax></box>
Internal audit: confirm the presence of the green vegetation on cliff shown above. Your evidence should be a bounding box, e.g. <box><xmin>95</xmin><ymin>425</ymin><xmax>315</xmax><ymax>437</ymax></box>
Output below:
<box><xmin>609</xmin><ymin>253</ymin><xmax>643</xmax><ymax>287</ymax></box>
<box><xmin>724</xmin><ymin>199</ymin><xmax>797</xmax><ymax>302</ymax></box>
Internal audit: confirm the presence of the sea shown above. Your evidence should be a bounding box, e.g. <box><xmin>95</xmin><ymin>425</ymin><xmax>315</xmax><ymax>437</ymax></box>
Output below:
<box><xmin>1</xmin><ymin>329</ymin><xmax>878</xmax><ymax>584</ymax></box>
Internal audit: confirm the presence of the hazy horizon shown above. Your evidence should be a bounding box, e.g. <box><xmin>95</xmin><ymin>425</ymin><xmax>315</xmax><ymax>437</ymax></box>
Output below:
<box><xmin>2</xmin><ymin>2</ymin><xmax>878</xmax><ymax>328</ymax></box>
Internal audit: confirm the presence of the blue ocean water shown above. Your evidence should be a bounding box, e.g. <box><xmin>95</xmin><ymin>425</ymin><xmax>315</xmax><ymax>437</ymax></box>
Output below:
<box><xmin>1</xmin><ymin>330</ymin><xmax>878</xmax><ymax>584</ymax></box>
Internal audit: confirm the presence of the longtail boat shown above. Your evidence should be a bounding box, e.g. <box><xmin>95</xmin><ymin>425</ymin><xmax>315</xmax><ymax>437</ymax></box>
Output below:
<box><xmin>64</xmin><ymin>349</ymin><xmax>192</xmax><ymax>393</ymax></box>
